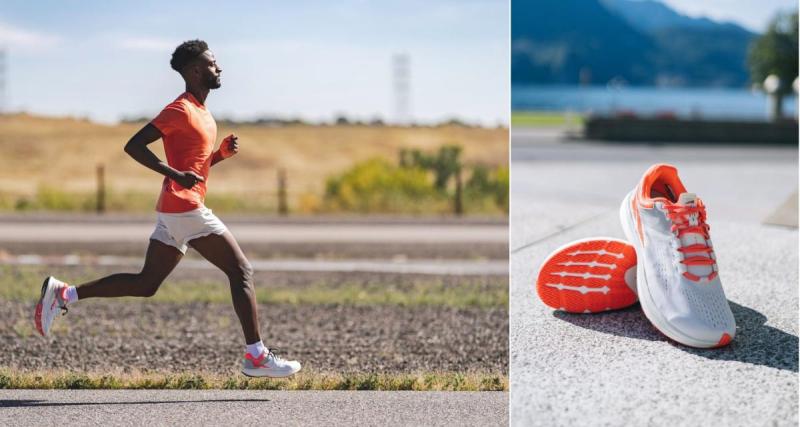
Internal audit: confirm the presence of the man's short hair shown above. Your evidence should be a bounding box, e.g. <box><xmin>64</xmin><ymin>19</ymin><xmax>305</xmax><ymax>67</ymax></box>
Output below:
<box><xmin>170</xmin><ymin>39</ymin><xmax>209</xmax><ymax>72</ymax></box>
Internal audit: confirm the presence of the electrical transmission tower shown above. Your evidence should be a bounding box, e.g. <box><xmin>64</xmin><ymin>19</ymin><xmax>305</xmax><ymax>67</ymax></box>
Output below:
<box><xmin>392</xmin><ymin>53</ymin><xmax>410</xmax><ymax>125</ymax></box>
<box><xmin>0</xmin><ymin>48</ymin><xmax>6</xmax><ymax>114</ymax></box>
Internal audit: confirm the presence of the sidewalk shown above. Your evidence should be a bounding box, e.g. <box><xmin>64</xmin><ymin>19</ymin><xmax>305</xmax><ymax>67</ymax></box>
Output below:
<box><xmin>510</xmin><ymin>142</ymin><xmax>798</xmax><ymax>426</ymax></box>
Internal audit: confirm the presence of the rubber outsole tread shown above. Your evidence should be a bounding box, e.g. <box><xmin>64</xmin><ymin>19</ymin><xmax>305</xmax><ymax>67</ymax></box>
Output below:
<box><xmin>536</xmin><ymin>239</ymin><xmax>638</xmax><ymax>313</ymax></box>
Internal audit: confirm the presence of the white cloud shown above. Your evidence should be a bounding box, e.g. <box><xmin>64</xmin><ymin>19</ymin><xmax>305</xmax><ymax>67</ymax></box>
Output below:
<box><xmin>0</xmin><ymin>22</ymin><xmax>60</xmax><ymax>49</ymax></box>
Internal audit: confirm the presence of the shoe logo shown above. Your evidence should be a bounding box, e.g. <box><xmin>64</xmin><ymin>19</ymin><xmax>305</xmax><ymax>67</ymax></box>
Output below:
<box><xmin>245</xmin><ymin>352</ymin><xmax>267</xmax><ymax>368</ymax></box>
<box><xmin>544</xmin><ymin>283</ymin><xmax>611</xmax><ymax>294</ymax></box>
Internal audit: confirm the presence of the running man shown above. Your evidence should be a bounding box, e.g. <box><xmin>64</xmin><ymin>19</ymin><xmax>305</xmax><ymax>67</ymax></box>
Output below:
<box><xmin>33</xmin><ymin>39</ymin><xmax>301</xmax><ymax>378</ymax></box>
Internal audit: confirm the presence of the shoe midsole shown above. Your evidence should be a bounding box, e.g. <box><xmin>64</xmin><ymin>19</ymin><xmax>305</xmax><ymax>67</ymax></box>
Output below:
<box><xmin>241</xmin><ymin>367</ymin><xmax>300</xmax><ymax>378</ymax></box>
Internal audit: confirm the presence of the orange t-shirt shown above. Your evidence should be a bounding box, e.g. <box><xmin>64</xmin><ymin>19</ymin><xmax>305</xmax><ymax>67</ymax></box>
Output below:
<box><xmin>150</xmin><ymin>92</ymin><xmax>217</xmax><ymax>213</ymax></box>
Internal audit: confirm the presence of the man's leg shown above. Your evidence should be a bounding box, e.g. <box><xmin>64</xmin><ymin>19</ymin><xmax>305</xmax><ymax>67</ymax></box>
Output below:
<box><xmin>76</xmin><ymin>239</ymin><xmax>183</xmax><ymax>299</ymax></box>
<box><xmin>188</xmin><ymin>231</ymin><xmax>260</xmax><ymax>344</ymax></box>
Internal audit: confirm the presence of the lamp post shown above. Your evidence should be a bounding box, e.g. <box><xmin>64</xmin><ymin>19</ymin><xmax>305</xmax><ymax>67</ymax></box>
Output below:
<box><xmin>763</xmin><ymin>74</ymin><xmax>783</xmax><ymax>121</ymax></box>
<box><xmin>794</xmin><ymin>77</ymin><xmax>799</xmax><ymax>120</ymax></box>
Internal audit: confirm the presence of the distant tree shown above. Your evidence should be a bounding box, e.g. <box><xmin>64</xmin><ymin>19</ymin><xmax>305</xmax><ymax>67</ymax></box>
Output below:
<box><xmin>748</xmin><ymin>12</ymin><xmax>798</xmax><ymax>118</ymax></box>
<box><xmin>399</xmin><ymin>145</ymin><xmax>462</xmax><ymax>191</ymax></box>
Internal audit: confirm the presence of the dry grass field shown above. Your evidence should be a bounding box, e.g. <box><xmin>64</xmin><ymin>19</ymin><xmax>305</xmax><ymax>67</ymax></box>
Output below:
<box><xmin>0</xmin><ymin>114</ymin><xmax>507</xmax><ymax>213</ymax></box>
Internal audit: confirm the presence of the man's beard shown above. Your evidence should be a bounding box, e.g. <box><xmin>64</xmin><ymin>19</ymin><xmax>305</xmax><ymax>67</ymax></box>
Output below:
<box><xmin>207</xmin><ymin>75</ymin><xmax>221</xmax><ymax>89</ymax></box>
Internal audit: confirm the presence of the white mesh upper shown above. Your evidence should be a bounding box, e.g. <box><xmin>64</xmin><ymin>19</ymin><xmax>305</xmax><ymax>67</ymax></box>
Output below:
<box><xmin>679</xmin><ymin>281</ymin><xmax>733</xmax><ymax>330</ymax></box>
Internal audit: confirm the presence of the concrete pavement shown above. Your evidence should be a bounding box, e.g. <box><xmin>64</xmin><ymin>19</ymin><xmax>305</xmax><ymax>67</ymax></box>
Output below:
<box><xmin>0</xmin><ymin>390</ymin><xmax>508</xmax><ymax>426</ymax></box>
<box><xmin>510</xmin><ymin>138</ymin><xmax>798</xmax><ymax>426</ymax></box>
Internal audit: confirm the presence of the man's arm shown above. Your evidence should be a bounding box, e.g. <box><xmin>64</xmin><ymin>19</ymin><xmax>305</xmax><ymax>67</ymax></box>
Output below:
<box><xmin>124</xmin><ymin>123</ymin><xmax>204</xmax><ymax>189</ymax></box>
<box><xmin>211</xmin><ymin>150</ymin><xmax>225</xmax><ymax>167</ymax></box>
<box><xmin>211</xmin><ymin>134</ymin><xmax>239</xmax><ymax>166</ymax></box>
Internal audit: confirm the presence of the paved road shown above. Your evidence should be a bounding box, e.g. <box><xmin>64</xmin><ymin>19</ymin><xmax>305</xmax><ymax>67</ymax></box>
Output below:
<box><xmin>2</xmin><ymin>254</ymin><xmax>508</xmax><ymax>275</ymax></box>
<box><xmin>0</xmin><ymin>221</ymin><xmax>507</xmax><ymax>244</ymax></box>
<box><xmin>0</xmin><ymin>390</ymin><xmax>508</xmax><ymax>426</ymax></box>
<box><xmin>510</xmin><ymin>138</ymin><xmax>798</xmax><ymax>426</ymax></box>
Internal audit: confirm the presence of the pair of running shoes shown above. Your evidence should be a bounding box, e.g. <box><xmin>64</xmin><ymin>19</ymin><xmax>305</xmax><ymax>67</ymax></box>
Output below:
<box><xmin>535</xmin><ymin>164</ymin><xmax>736</xmax><ymax>348</ymax></box>
<box><xmin>35</xmin><ymin>281</ymin><xmax>301</xmax><ymax>378</ymax></box>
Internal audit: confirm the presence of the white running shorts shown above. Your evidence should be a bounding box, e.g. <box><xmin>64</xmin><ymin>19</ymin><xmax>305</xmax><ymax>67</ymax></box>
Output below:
<box><xmin>149</xmin><ymin>206</ymin><xmax>228</xmax><ymax>254</ymax></box>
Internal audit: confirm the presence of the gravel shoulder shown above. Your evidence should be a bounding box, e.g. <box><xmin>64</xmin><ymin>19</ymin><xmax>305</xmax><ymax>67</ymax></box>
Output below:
<box><xmin>2</xmin><ymin>300</ymin><xmax>507</xmax><ymax>375</ymax></box>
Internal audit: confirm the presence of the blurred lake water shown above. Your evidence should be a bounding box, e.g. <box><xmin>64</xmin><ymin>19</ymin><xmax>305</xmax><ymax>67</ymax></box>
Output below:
<box><xmin>512</xmin><ymin>85</ymin><xmax>798</xmax><ymax>120</ymax></box>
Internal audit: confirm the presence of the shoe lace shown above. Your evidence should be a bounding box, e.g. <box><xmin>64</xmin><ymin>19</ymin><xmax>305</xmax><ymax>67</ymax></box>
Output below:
<box><xmin>266</xmin><ymin>348</ymin><xmax>285</xmax><ymax>363</ymax></box>
<box><xmin>664</xmin><ymin>201</ymin><xmax>717</xmax><ymax>282</ymax></box>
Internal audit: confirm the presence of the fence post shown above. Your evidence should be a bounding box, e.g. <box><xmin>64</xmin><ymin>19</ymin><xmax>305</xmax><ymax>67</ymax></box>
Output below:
<box><xmin>277</xmin><ymin>168</ymin><xmax>288</xmax><ymax>216</ymax></box>
<box><xmin>96</xmin><ymin>163</ymin><xmax>106</xmax><ymax>214</ymax></box>
<box><xmin>454</xmin><ymin>166</ymin><xmax>463</xmax><ymax>216</ymax></box>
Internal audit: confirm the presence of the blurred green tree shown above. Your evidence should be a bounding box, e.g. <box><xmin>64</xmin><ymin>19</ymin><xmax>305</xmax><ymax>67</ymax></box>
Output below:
<box><xmin>748</xmin><ymin>12</ymin><xmax>798</xmax><ymax>119</ymax></box>
<box><xmin>399</xmin><ymin>145</ymin><xmax>462</xmax><ymax>191</ymax></box>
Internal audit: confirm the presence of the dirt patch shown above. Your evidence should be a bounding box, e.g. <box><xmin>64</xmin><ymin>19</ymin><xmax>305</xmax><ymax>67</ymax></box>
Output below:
<box><xmin>1</xmin><ymin>301</ymin><xmax>507</xmax><ymax>375</ymax></box>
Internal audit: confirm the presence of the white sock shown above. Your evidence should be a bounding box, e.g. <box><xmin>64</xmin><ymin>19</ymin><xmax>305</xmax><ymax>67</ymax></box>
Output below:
<box><xmin>64</xmin><ymin>286</ymin><xmax>79</xmax><ymax>305</ymax></box>
<box><xmin>246</xmin><ymin>340</ymin><xmax>267</xmax><ymax>358</ymax></box>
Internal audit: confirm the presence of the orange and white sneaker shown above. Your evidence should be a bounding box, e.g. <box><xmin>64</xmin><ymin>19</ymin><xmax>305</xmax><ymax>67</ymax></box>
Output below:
<box><xmin>535</xmin><ymin>238</ymin><xmax>638</xmax><ymax>313</ymax></box>
<box><xmin>620</xmin><ymin>163</ymin><xmax>735</xmax><ymax>348</ymax></box>
<box><xmin>241</xmin><ymin>349</ymin><xmax>302</xmax><ymax>378</ymax></box>
<box><xmin>34</xmin><ymin>276</ymin><xmax>70</xmax><ymax>337</ymax></box>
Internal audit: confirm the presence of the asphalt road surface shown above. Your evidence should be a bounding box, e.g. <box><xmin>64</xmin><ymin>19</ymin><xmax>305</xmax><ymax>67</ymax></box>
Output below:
<box><xmin>510</xmin><ymin>134</ymin><xmax>798</xmax><ymax>426</ymax></box>
<box><xmin>0</xmin><ymin>390</ymin><xmax>508</xmax><ymax>426</ymax></box>
<box><xmin>2</xmin><ymin>254</ymin><xmax>508</xmax><ymax>275</ymax></box>
<box><xmin>0</xmin><ymin>218</ymin><xmax>508</xmax><ymax>259</ymax></box>
<box><xmin>0</xmin><ymin>220</ymin><xmax>507</xmax><ymax>244</ymax></box>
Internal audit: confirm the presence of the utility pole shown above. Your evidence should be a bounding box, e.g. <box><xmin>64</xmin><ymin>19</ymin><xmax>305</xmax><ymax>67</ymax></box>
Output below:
<box><xmin>392</xmin><ymin>53</ymin><xmax>410</xmax><ymax>125</ymax></box>
<box><xmin>0</xmin><ymin>48</ymin><xmax>6</xmax><ymax>114</ymax></box>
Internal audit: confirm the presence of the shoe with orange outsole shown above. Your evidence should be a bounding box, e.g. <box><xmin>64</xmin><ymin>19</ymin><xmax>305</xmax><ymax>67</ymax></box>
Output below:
<box><xmin>535</xmin><ymin>237</ymin><xmax>638</xmax><ymax>313</ymax></box>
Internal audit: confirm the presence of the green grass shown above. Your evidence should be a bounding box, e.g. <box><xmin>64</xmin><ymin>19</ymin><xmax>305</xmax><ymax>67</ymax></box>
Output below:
<box><xmin>0</xmin><ymin>265</ymin><xmax>508</xmax><ymax>309</ymax></box>
<box><xmin>511</xmin><ymin>111</ymin><xmax>583</xmax><ymax>127</ymax></box>
<box><xmin>0</xmin><ymin>369</ymin><xmax>507</xmax><ymax>391</ymax></box>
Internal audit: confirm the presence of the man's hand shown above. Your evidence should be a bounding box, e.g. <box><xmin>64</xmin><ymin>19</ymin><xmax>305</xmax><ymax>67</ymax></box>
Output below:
<box><xmin>219</xmin><ymin>134</ymin><xmax>239</xmax><ymax>159</ymax></box>
<box><xmin>211</xmin><ymin>134</ymin><xmax>239</xmax><ymax>167</ymax></box>
<box><xmin>174</xmin><ymin>171</ymin><xmax>205</xmax><ymax>189</ymax></box>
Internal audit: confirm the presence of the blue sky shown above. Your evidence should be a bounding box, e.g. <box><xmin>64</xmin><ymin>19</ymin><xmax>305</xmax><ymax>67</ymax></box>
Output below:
<box><xmin>660</xmin><ymin>0</ymin><xmax>797</xmax><ymax>32</ymax></box>
<box><xmin>0</xmin><ymin>0</ymin><xmax>509</xmax><ymax>125</ymax></box>
<box><xmin>0</xmin><ymin>0</ymin><xmax>795</xmax><ymax>124</ymax></box>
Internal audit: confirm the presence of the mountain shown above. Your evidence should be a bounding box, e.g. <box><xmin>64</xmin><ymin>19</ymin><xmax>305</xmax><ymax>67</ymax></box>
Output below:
<box><xmin>604</xmin><ymin>0</ymin><xmax>756</xmax><ymax>86</ymax></box>
<box><xmin>512</xmin><ymin>0</ymin><xmax>656</xmax><ymax>85</ymax></box>
<box><xmin>512</xmin><ymin>0</ymin><xmax>757</xmax><ymax>87</ymax></box>
<box><xmin>600</xmin><ymin>0</ymin><xmax>733</xmax><ymax>31</ymax></box>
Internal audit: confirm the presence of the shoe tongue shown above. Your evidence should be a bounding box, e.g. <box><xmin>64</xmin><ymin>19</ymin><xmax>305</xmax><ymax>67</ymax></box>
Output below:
<box><xmin>677</xmin><ymin>192</ymin><xmax>697</xmax><ymax>206</ymax></box>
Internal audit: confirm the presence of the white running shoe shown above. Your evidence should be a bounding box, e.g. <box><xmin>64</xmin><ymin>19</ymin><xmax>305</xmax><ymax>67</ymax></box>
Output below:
<box><xmin>241</xmin><ymin>349</ymin><xmax>302</xmax><ymax>378</ymax></box>
<box><xmin>34</xmin><ymin>276</ymin><xmax>70</xmax><ymax>337</ymax></box>
<box><xmin>620</xmin><ymin>163</ymin><xmax>735</xmax><ymax>348</ymax></box>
